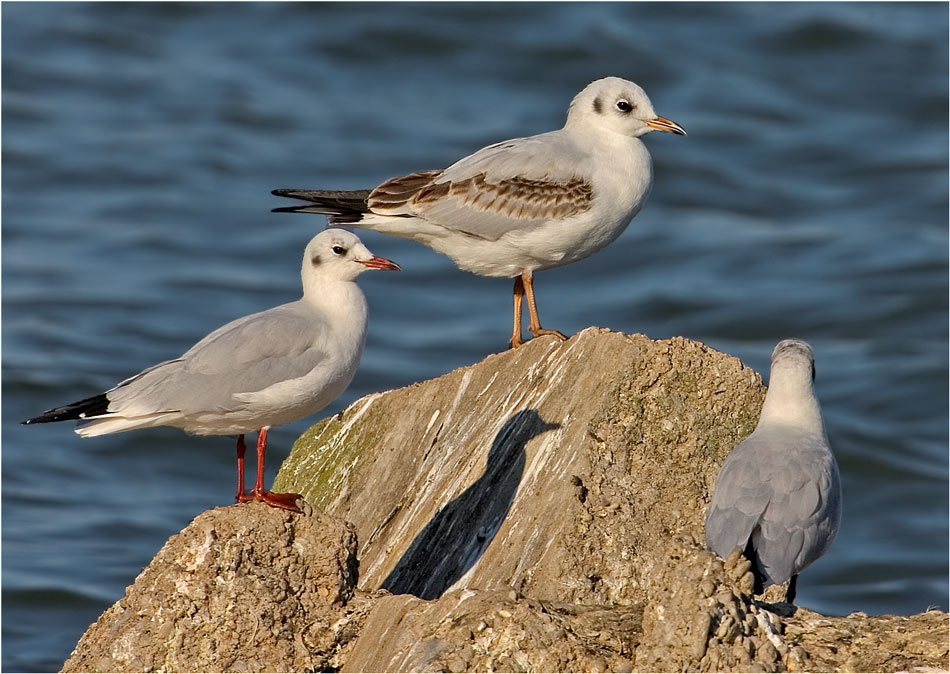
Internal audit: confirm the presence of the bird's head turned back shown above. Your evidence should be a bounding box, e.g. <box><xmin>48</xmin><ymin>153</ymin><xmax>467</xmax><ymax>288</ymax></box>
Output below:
<box><xmin>759</xmin><ymin>338</ymin><xmax>824</xmax><ymax>432</ymax></box>
<box><xmin>770</xmin><ymin>338</ymin><xmax>816</xmax><ymax>384</ymax></box>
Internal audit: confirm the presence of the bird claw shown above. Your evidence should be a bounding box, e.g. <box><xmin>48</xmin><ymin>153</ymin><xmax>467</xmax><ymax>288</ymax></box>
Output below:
<box><xmin>237</xmin><ymin>489</ymin><xmax>302</xmax><ymax>512</ymax></box>
<box><xmin>530</xmin><ymin>328</ymin><xmax>568</xmax><ymax>341</ymax></box>
<box><xmin>508</xmin><ymin>329</ymin><xmax>568</xmax><ymax>350</ymax></box>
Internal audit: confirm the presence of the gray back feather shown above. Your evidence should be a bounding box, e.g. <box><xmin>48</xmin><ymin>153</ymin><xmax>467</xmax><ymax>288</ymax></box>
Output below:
<box><xmin>106</xmin><ymin>302</ymin><xmax>328</xmax><ymax>417</ymax></box>
<box><xmin>367</xmin><ymin>132</ymin><xmax>595</xmax><ymax>241</ymax></box>
<box><xmin>705</xmin><ymin>427</ymin><xmax>841</xmax><ymax>585</ymax></box>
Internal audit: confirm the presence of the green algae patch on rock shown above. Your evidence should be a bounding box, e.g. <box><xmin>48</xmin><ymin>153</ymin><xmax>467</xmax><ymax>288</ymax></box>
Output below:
<box><xmin>274</xmin><ymin>394</ymin><xmax>391</xmax><ymax>511</ymax></box>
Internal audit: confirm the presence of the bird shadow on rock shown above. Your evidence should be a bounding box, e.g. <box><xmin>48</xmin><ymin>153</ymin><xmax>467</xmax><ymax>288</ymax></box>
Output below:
<box><xmin>381</xmin><ymin>409</ymin><xmax>559</xmax><ymax>600</ymax></box>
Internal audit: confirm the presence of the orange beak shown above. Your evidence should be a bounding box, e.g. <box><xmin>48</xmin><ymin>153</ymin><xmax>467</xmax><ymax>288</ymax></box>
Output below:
<box><xmin>359</xmin><ymin>256</ymin><xmax>401</xmax><ymax>271</ymax></box>
<box><xmin>645</xmin><ymin>115</ymin><xmax>687</xmax><ymax>136</ymax></box>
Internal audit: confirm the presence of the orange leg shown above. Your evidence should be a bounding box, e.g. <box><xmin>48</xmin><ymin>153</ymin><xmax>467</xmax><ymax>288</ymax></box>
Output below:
<box><xmin>509</xmin><ymin>275</ymin><xmax>526</xmax><ymax>349</ymax></box>
<box><xmin>236</xmin><ymin>427</ymin><xmax>301</xmax><ymax>512</ymax></box>
<box><xmin>522</xmin><ymin>270</ymin><xmax>568</xmax><ymax>342</ymax></box>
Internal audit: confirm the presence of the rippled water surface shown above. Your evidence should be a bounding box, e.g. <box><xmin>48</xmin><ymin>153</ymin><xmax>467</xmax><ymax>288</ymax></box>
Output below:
<box><xmin>3</xmin><ymin>3</ymin><xmax>947</xmax><ymax>671</ymax></box>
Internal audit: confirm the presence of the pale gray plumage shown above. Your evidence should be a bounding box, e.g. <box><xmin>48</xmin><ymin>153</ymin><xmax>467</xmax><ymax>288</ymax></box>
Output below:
<box><xmin>23</xmin><ymin>229</ymin><xmax>399</xmax><ymax>510</ymax></box>
<box><xmin>705</xmin><ymin>339</ymin><xmax>842</xmax><ymax>603</ymax></box>
<box><xmin>90</xmin><ymin>303</ymin><xmax>339</xmax><ymax>434</ymax></box>
<box><xmin>25</xmin><ymin>229</ymin><xmax>399</xmax><ymax>438</ymax></box>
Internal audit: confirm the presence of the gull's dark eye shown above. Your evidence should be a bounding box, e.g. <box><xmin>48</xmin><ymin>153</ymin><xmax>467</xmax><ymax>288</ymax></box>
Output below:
<box><xmin>331</xmin><ymin>245</ymin><xmax>346</xmax><ymax>256</ymax></box>
<box><xmin>616</xmin><ymin>100</ymin><xmax>633</xmax><ymax>113</ymax></box>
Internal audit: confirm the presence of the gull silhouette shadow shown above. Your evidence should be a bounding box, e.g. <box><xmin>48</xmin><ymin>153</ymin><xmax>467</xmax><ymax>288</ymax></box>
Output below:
<box><xmin>382</xmin><ymin>409</ymin><xmax>559</xmax><ymax>600</ymax></box>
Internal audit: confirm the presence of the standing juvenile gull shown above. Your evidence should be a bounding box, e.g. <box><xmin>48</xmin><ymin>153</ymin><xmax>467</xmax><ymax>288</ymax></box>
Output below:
<box><xmin>273</xmin><ymin>76</ymin><xmax>685</xmax><ymax>348</ymax></box>
<box><xmin>705</xmin><ymin>339</ymin><xmax>842</xmax><ymax>604</ymax></box>
<box><xmin>23</xmin><ymin>230</ymin><xmax>399</xmax><ymax>512</ymax></box>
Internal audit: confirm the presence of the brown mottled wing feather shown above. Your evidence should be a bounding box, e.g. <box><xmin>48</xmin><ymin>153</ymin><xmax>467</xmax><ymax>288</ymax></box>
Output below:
<box><xmin>368</xmin><ymin>170</ymin><xmax>444</xmax><ymax>212</ymax></box>
<box><xmin>421</xmin><ymin>173</ymin><xmax>592</xmax><ymax>220</ymax></box>
<box><xmin>369</xmin><ymin>169</ymin><xmax>593</xmax><ymax>241</ymax></box>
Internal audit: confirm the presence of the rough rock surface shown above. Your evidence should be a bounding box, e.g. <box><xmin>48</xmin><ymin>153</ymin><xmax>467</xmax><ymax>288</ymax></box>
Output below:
<box><xmin>275</xmin><ymin>328</ymin><xmax>766</xmax><ymax>605</ymax></box>
<box><xmin>64</xmin><ymin>329</ymin><xmax>949</xmax><ymax>672</ymax></box>
<box><xmin>61</xmin><ymin>502</ymin><xmax>359</xmax><ymax>673</ymax></box>
<box><xmin>781</xmin><ymin>607</ymin><xmax>950</xmax><ymax>673</ymax></box>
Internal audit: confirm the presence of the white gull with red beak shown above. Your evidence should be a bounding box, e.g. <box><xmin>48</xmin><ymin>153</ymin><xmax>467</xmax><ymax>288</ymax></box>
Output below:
<box><xmin>23</xmin><ymin>229</ymin><xmax>399</xmax><ymax>511</ymax></box>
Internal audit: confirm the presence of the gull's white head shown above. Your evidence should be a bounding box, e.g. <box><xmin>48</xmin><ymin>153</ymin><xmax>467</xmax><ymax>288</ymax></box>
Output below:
<box><xmin>302</xmin><ymin>229</ymin><xmax>400</xmax><ymax>287</ymax></box>
<box><xmin>565</xmin><ymin>76</ymin><xmax>686</xmax><ymax>138</ymax></box>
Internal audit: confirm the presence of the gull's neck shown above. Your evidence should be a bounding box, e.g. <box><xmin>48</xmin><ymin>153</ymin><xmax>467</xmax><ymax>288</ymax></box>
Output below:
<box><xmin>560</xmin><ymin>116</ymin><xmax>652</xmax><ymax>176</ymax></box>
<box><xmin>301</xmin><ymin>275</ymin><xmax>369</xmax><ymax>347</ymax></box>
<box><xmin>758</xmin><ymin>363</ymin><xmax>825</xmax><ymax>434</ymax></box>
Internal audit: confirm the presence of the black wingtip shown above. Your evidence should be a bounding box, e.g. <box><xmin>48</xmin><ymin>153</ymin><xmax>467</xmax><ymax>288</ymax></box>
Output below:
<box><xmin>22</xmin><ymin>393</ymin><xmax>110</xmax><ymax>425</ymax></box>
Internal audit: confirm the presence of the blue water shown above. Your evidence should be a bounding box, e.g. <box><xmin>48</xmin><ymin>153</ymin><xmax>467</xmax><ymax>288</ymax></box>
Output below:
<box><xmin>3</xmin><ymin>3</ymin><xmax>947</xmax><ymax>671</ymax></box>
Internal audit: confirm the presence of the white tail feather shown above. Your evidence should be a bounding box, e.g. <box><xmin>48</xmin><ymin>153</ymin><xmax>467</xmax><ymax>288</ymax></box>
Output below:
<box><xmin>75</xmin><ymin>413</ymin><xmax>181</xmax><ymax>437</ymax></box>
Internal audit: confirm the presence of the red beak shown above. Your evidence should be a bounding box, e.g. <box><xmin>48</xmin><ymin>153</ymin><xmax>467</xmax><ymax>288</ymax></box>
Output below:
<box><xmin>359</xmin><ymin>256</ymin><xmax>401</xmax><ymax>271</ymax></box>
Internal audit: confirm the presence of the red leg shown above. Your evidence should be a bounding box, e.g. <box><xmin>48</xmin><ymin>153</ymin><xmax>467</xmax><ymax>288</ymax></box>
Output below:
<box><xmin>509</xmin><ymin>275</ymin><xmax>526</xmax><ymax>349</ymax></box>
<box><xmin>522</xmin><ymin>270</ymin><xmax>568</xmax><ymax>342</ymax></box>
<box><xmin>247</xmin><ymin>427</ymin><xmax>302</xmax><ymax>512</ymax></box>
<box><xmin>235</xmin><ymin>433</ymin><xmax>248</xmax><ymax>503</ymax></box>
<box><xmin>252</xmin><ymin>427</ymin><xmax>268</xmax><ymax>495</ymax></box>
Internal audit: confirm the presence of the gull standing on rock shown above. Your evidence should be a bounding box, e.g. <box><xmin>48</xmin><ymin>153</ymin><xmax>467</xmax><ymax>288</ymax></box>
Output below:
<box><xmin>273</xmin><ymin>76</ymin><xmax>685</xmax><ymax>348</ymax></box>
<box><xmin>705</xmin><ymin>339</ymin><xmax>842</xmax><ymax>604</ymax></box>
<box><xmin>23</xmin><ymin>230</ymin><xmax>400</xmax><ymax>511</ymax></box>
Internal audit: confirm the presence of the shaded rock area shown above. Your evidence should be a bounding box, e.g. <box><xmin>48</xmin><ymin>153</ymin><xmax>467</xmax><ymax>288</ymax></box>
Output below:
<box><xmin>64</xmin><ymin>329</ymin><xmax>948</xmax><ymax>672</ymax></box>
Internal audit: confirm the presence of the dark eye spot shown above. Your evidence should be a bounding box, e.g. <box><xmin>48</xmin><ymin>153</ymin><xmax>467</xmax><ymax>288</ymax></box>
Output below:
<box><xmin>331</xmin><ymin>245</ymin><xmax>346</xmax><ymax>256</ymax></box>
<box><xmin>592</xmin><ymin>97</ymin><xmax>603</xmax><ymax>114</ymax></box>
<box><xmin>616</xmin><ymin>100</ymin><xmax>633</xmax><ymax>113</ymax></box>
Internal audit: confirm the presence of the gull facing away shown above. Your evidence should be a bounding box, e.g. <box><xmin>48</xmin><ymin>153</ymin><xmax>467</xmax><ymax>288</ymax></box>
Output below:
<box><xmin>705</xmin><ymin>339</ymin><xmax>842</xmax><ymax>604</ymax></box>
<box><xmin>273</xmin><ymin>76</ymin><xmax>685</xmax><ymax>349</ymax></box>
<box><xmin>23</xmin><ymin>230</ymin><xmax>399</xmax><ymax>511</ymax></box>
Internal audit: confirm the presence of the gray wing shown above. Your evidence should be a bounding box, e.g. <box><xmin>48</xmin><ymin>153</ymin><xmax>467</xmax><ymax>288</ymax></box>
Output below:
<box><xmin>755</xmin><ymin>439</ymin><xmax>841</xmax><ymax>579</ymax></box>
<box><xmin>705</xmin><ymin>436</ymin><xmax>772</xmax><ymax>557</ymax></box>
<box><xmin>706</xmin><ymin>430</ymin><xmax>841</xmax><ymax>585</ymax></box>
<box><xmin>367</xmin><ymin>132</ymin><xmax>594</xmax><ymax>241</ymax></box>
<box><xmin>105</xmin><ymin>302</ymin><xmax>328</xmax><ymax>417</ymax></box>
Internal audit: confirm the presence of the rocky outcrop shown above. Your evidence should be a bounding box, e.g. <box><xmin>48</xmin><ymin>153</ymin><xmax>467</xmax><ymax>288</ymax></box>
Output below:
<box><xmin>274</xmin><ymin>329</ymin><xmax>765</xmax><ymax>605</ymax></box>
<box><xmin>62</xmin><ymin>503</ymin><xmax>359</xmax><ymax>673</ymax></box>
<box><xmin>62</xmin><ymin>329</ymin><xmax>949</xmax><ymax>672</ymax></box>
